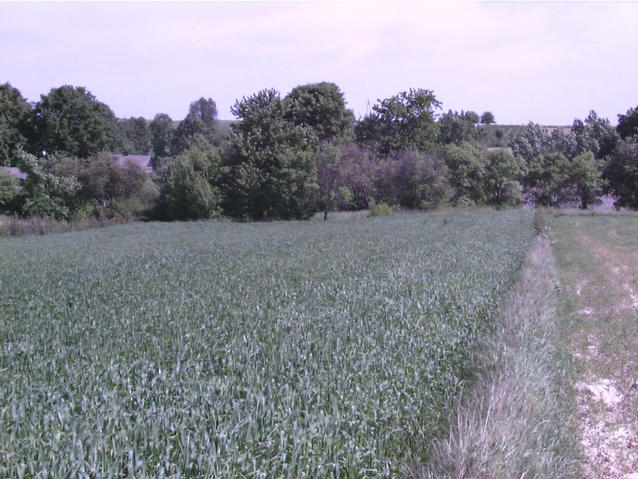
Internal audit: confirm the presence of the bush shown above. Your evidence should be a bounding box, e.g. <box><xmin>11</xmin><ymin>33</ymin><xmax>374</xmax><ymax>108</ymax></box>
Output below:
<box><xmin>368</xmin><ymin>201</ymin><xmax>395</xmax><ymax>217</ymax></box>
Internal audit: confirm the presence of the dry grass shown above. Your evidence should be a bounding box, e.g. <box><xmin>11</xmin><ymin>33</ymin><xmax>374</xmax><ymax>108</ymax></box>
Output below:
<box><xmin>411</xmin><ymin>231</ymin><xmax>580</xmax><ymax>478</ymax></box>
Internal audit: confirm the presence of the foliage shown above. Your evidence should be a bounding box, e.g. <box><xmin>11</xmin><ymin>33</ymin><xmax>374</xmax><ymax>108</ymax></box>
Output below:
<box><xmin>374</xmin><ymin>149</ymin><xmax>451</xmax><ymax>209</ymax></box>
<box><xmin>603</xmin><ymin>139</ymin><xmax>638</xmax><ymax>209</ymax></box>
<box><xmin>171</xmin><ymin>98</ymin><xmax>219</xmax><ymax>156</ymax></box>
<box><xmin>150</xmin><ymin>113</ymin><xmax>174</xmax><ymax>159</ymax></box>
<box><xmin>113</xmin><ymin>117</ymin><xmax>151</xmax><ymax>155</ymax></box>
<box><xmin>0</xmin><ymin>168</ymin><xmax>18</xmax><ymax>210</ymax></box>
<box><xmin>483</xmin><ymin>149</ymin><xmax>524</xmax><ymax>206</ymax></box>
<box><xmin>172</xmin><ymin>114</ymin><xmax>211</xmax><ymax>157</ymax></box>
<box><xmin>334</xmin><ymin>143</ymin><xmax>377</xmax><ymax>209</ymax></box>
<box><xmin>438</xmin><ymin>110</ymin><xmax>481</xmax><ymax>145</ymax></box>
<box><xmin>224</xmin><ymin>89</ymin><xmax>318</xmax><ymax>219</ymax></box>
<box><xmin>0</xmin><ymin>83</ymin><xmax>32</xmax><ymax>166</ymax></box>
<box><xmin>355</xmin><ymin>88</ymin><xmax>441</xmax><ymax>156</ymax></box>
<box><xmin>523</xmin><ymin>152</ymin><xmax>570</xmax><ymax>207</ymax></box>
<box><xmin>314</xmin><ymin>142</ymin><xmax>342</xmax><ymax>217</ymax></box>
<box><xmin>441</xmin><ymin>142</ymin><xmax>486</xmax><ymax>205</ymax></box>
<box><xmin>368</xmin><ymin>200</ymin><xmax>395</xmax><ymax>216</ymax></box>
<box><xmin>509</xmin><ymin>122</ymin><xmax>552</xmax><ymax>164</ymax></box>
<box><xmin>480</xmin><ymin>111</ymin><xmax>495</xmax><ymax>125</ymax></box>
<box><xmin>564</xmin><ymin>151</ymin><xmax>602</xmax><ymax>209</ymax></box>
<box><xmin>14</xmin><ymin>151</ymin><xmax>80</xmax><ymax>219</ymax></box>
<box><xmin>0</xmin><ymin>210</ymin><xmax>534</xmax><ymax>477</ymax></box>
<box><xmin>572</xmin><ymin>110</ymin><xmax>618</xmax><ymax>160</ymax></box>
<box><xmin>76</xmin><ymin>153</ymin><xmax>149</xmax><ymax>209</ymax></box>
<box><xmin>616</xmin><ymin>106</ymin><xmax>638</xmax><ymax>140</ymax></box>
<box><xmin>30</xmin><ymin>85</ymin><xmax>117</xmax><ymax>157</ymax></box>
<box><xmin>157</xmin><ymin>143</ymin><xmax>223</xmax><ymax>220</ymax></box>
<box><xmin>283</xmin><ymin>82</ymin><xmax>354</xmax><ymax>143</ymax></box>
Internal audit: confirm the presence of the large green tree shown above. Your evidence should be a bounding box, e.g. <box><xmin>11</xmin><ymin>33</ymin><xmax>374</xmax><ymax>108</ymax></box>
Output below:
<box><xmin>0</xmin><ymin>169</ymin><xmax>18</xmax><ymax>211</ymax></box>
<box><xmin>603</xmin><ymin>139</ymin><xmax>638</xmax><ymax>209</ymax></box>
<box><xmin>150</xmin><ymin>113</ymin><xmax>174</xmax><ymax>159</ymax></box>
<box><xmin>616</xmin><ymin>106</ymin><xmax>638</xmax><ymax>140</ymax></box>
<box><xmin>483</xmin><ymin>149</ymin><xmax>524</xmax><ymax>206</ymax></box>
<box><xmin>157</xmin><ymin>142</ymin><xmax>223</xmax><ymax>220</ymax></box>
<box><xmin>0</xmin><ymin>83</ymin><xmax>32</xmax><ymax>166</ymax></box>
<box><xmin>31</xmin><ymin>85</ymin><xmax>117</xmax><ymax>158</ymax></box>
<box><xmin>172</xmin><ymin>98</ymin><xmax>219</xmax><ymax>155</ymax></box>
<box><xmin>113</xmin><ymin>117</ymin><xmax>151</xmax><ymax>155</ymax></box>
<box><xmin>223</xmin><ymin>89</ymin><xmax>318</xmax><ymax>219</ymax></box>
<box><xmin>283</xmin><ymin>82</ymin><xmax>354</xmax><ymax>143</ymax></box>
<box><xmin>15</xmin><ymin>151</ymin><xmax>80</xmax><ymax>219</ymax></box>
<box><xmin>441</xmin><ymin>142</ymin><xmax>486</xmax><ymax>205</ymax></box>
<box><xmin>437</xmin><ymin>110</ymin><xmax>481</xmax><ymax>145</ymax></box>
<box><xmin>355</xmin><ymin>88</ymin><xmax>441</xmax><ymax>156</ymax></box>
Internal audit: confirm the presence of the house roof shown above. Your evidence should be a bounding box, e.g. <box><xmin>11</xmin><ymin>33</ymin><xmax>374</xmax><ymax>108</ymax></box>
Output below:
<box><xmin>1</xmin><ymin>166</ymin><xmax>27</xmax><ymax>180</ymax></box>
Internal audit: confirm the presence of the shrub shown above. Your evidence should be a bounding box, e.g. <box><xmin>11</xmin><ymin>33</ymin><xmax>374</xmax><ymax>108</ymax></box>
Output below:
<box><xmin>368</xmin><ymin>201</ymin><xmax>395</xmax><ymax>216</ymax></box>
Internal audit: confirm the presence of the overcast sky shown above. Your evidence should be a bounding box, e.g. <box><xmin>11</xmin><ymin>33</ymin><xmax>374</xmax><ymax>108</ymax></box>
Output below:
<box><xmin>1</xmin><ymin>1</ymin><xmax>637</xmax><ymax>125</ymax></box>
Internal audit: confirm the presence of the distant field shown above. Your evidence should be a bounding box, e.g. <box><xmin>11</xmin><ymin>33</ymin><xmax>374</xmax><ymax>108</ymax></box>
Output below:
<box><xmin>0</xmin><ymin>211</ymin><xmax>533</xmax><ymax>477</ymax></box>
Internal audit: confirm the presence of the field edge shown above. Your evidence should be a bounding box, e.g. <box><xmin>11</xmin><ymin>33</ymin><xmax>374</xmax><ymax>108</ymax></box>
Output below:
<box><xmin>411</xmin><ymin>234</ymin><xmax>581</xmax><ymax>478</ymax></box>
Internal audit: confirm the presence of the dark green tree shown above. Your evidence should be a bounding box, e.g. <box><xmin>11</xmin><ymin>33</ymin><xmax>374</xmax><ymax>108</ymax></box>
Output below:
<box><xmin>113</xmin><ymin>117</ymin><xmax>151</xmax><ymax>154</ymax></box>
<box><xmin>150</xmin><ymin>113</ymin><xmax>174</xmax><ymax>159</ymax></box>
<box><xmin>158</xmin><ymin>142</ymin><xmax>223</xmax><ymax>220</ymax></box>
<box><xmin>223</xmin><ymin>89</ymin><xmax>318</xmax><ymax>219</ymax></box>
<box><xmin>0</xmin><ymin>169</ymin><xmax>18</xmax><ymax>211</ymax></box>
<box><xmin>355</xmin><ymin>88</ymin><xmax>441</xmax><ymax>156</ymax></box>
<box><xmin>0</xmin><ymin>83</ymin><xmax>32</xmax><ymax>166</ymax></box>
<box><xmin>616</xmin><ymin>106</ymin><xmax>638</xmax><ymax>140</ymax></box>
<box><xmin>565</xmin><ymin>151</ymin><xmax>602</xmax><ymax>209</ymax></box>
<box><xmin>510</xmin><ymin>123</ymin><xmax>552</xmax><ymax>164</ymax></box>
<box><xmin>30</xmin><ymin>85</ymin><xmax>117</xmax><ymax>158</ymax></box>
<box><xmin>283</xmin><ymin>82</ymin><xmax>354</xmax><ymax>143</ymax></box>
<box><xmin>523</xmin><ymin>152</ymin><xmax>571</xmax><ymax>206</ymax></box>
<box><xmin>15</xmin><ymin>151</ymin><xmax>80</xmax><ymax>219</ymax></box>
<box><xmin>572</xmin><ymin>111</ymin><xmax>618</xmax><ymax>159</ymax></box>
<box><xmin>483</xmin><ymin>149</ymin><xmax>524</xmax><ymax>206</ymax></box>
<box><xmin>480</xmin><ymin>111</ymin><xmax>495</xmax><ymax>125</ymax></box>
<box><xmin>438</xmin><ymin>110</ymin><xmax>481</xmax><ymax>145</ymax></box>
<box><xmin>172</xmin><ymin>113</ymin><xmax>209</xmax><ymax>156</ymax></box>
<box><xmin>603</xmin><ymin>139</ymin><xmax>638</xmax><ymax>209</ymax></box>
<box><xmin>76</xmin><ymin>153</ymin><xmax>148</xmax><ymax>208</ymax></box>
<box><xmin>441</xmin><ymin>142</ymin><xmax>486</xmax><ymax>205</ymax></box>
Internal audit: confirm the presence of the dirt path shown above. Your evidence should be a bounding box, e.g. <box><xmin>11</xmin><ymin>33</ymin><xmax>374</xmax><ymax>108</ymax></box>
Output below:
<box><xmin>551</xmin><ymin>212</ymin><xmax>638</xmax><ymax>478</ymax></box>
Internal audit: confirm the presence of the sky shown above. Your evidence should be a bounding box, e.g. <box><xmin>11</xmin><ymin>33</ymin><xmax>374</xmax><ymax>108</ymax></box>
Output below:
<box><xmin>1</xmin><ymin>1</ymin><xmax>637</xmax><ymax>126</ymax></box>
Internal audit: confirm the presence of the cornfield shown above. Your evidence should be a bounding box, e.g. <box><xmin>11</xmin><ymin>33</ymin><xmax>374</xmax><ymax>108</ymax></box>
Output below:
<box><xmin>0</xmin><ymin>210</ymin><xmax>533</xmax><ymax>477</ymax></box>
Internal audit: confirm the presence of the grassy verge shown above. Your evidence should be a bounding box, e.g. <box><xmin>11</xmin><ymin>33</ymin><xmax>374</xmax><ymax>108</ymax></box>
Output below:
<box><xmin>549</xmin><ymin>210</ymin><xmax>638</xmax><ymax>477</ymax></box>
<box><xmin>413</xmin><ymin>227</ymin><xmax>580</xmax><ymax>478</ymax></box>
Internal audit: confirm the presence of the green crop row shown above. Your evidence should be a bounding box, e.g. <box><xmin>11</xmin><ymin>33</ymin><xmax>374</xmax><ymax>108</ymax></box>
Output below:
<box><xmin>0</xmin><ymin>210</ymin><xmax>534</xmax><ymax>477</ymax></box>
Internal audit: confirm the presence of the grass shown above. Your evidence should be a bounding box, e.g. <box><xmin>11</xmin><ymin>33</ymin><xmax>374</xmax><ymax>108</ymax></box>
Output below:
<box><xmin>413</xmin><ymin>228</ymin><xmax>580</xmax><ymax>478</ymax></box>
<box><xmin>549</xmin><ymin>210</ymin><xmax>638</xmax><ymax>476</ymax></box>
<box><xmin>0</xmin><ymin>210</ymin><xmax>533</xmax><ymax>477</ymax></box>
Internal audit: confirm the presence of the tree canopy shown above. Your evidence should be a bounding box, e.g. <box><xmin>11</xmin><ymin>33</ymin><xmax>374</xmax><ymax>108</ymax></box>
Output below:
<box><xmin>150</xmin><ymin>113</ymin><xmax>174</xmax><ymax>159</ymax></box>
<box><xmin>0</xmin><ymin>83</ymin><xmax>32</xmax><ymax>166</ymax></box>
<box><xmin>355</xmin><ymin>88</ymin><xmax>441</xmax><ymax>156</ymax></box>
<box><xmin>283</xmin><ymin>82</ymin><xmax>354</xmax><ymax>143</ymax></box>
<box><xmin>224</xmin><ymin>89</ymin><xmax>318</xmax><ymax>220</ymax></box>
<box><xmin>31</xmin><ymin>85</ymin><xmax>117</xmax><ymax>158</ymax></box>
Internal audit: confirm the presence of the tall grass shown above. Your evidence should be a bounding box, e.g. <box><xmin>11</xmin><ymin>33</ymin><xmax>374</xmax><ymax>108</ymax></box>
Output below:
<box><xmin>413</xmin><ymin>236</ymin><xmax>580</xmax><ymax>478</ymax></box>
<box><xmin>0</xmin><ymin>210</ymin><xmax>533</xmax><ymax>477</ymax></box>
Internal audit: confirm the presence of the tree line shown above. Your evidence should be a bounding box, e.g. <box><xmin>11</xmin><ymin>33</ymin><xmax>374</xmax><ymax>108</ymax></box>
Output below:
<box><xmin>1</xmin><ymin>81</ymin><xmax>637</xmax><ymax>221</ymax></box>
